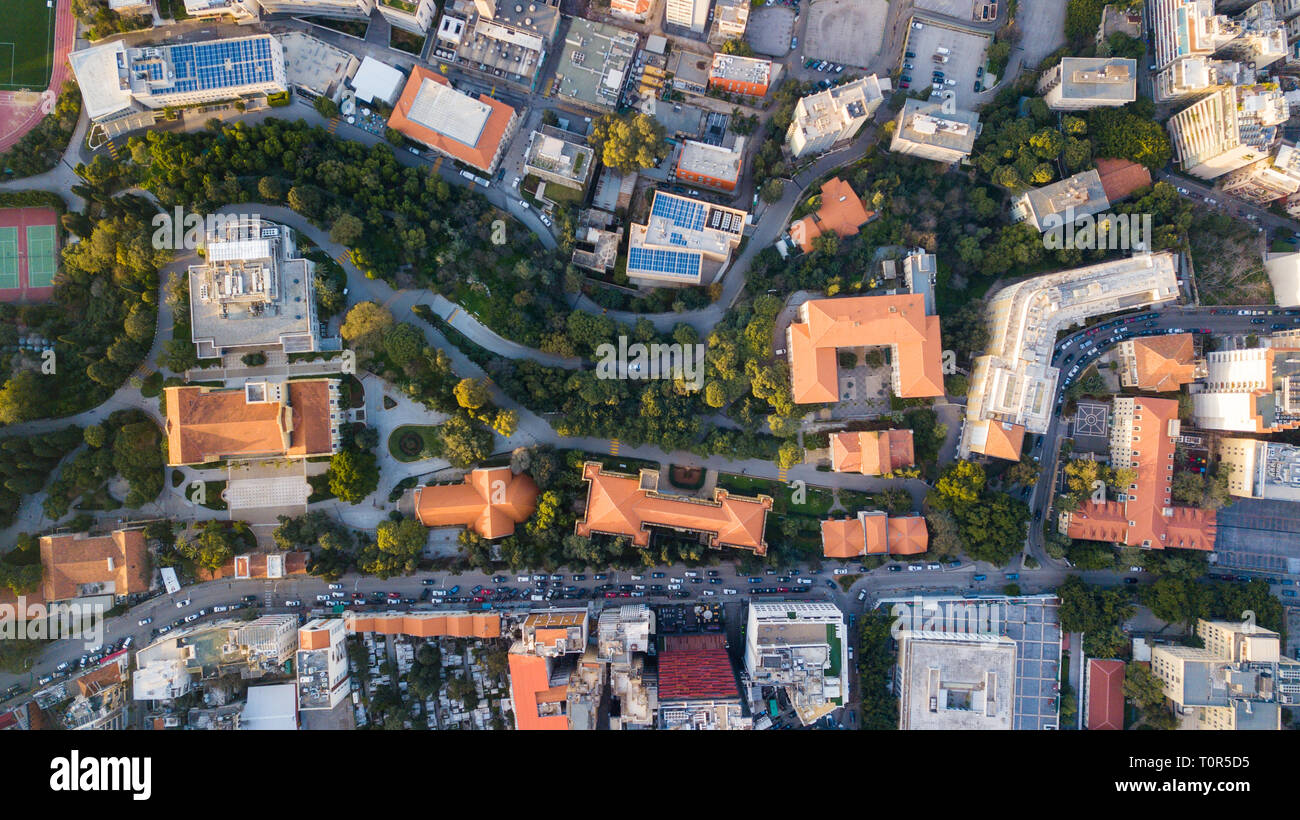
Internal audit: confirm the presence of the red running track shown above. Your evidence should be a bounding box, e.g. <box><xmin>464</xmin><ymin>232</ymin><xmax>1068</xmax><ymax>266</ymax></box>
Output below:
<box><xmin>0</xmin><ymin>0</ymin><xmax>76</xmax><ymax>152</ymax></box>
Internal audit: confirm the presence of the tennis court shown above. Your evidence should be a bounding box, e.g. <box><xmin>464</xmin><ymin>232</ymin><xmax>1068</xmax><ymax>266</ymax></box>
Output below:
<box><xmin>0</xmin><ymin>207</ymin><xmax>58</xmax><ymax>300</ymax></box>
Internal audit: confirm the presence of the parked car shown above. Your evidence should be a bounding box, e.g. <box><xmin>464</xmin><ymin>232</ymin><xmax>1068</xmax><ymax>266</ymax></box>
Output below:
<box><xmin>138</xmin><ymin>617</ymin><xmax>153</xmax><ymax>626</ymax></box>
<box><xmin>175</xmin><ymin>599</ymin><xmax>191</xmax><ymax>608</ymax></box>
<box><xmin>973</xmin><ymin>574</ymin><xmax>987</xmax><ymax>581</ymax></box>
<box><xmin>284</xmin><ymin>599</ymin><xmax>302</xmax><ymax>607</ymax></box>
<box><xmin>926</xmin><ymin>563</ymin><xmax>941</xmax><ymax>570</ymax></box>
<box><xmin>833</xmin><ymin>568</ymin><xmax>849</xmax><ymax>575</ymax></box>
<box><xmin>907</xmin><ymin>565</ymin><xmax>923</xmax><ymax>572</ymax></box>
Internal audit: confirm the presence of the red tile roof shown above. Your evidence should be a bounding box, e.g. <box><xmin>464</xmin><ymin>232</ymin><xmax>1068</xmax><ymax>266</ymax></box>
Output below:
<box><xmin>790</xmin><ymin>178</ymin><xmax>874</xmax><ymax>253</ymax></box>
<box><xmin>388</xmin><ymin>66</ymin><xmax>516</xmax><ymax>174</ymax></box>
<box><xmin>164</xmin><ymin>380</ymin><xmax>335</xmax><ymax>465</ymax></box>
<box><xmin>413</xmin><ymin>467</ymin><xmax>539</xmax><ymax>539</ymax></box>
<box><xmin>1087</xmin><ymin>659</ymin><xmax>1125</xmax><ymax>731</ymax></box>
<box><xmin>508</xmin><ymin>653</ymin><xmax>570</xmax><ymax>731</ymax></box>
<box><xmin>1095</xmin><ymin>157</ymin><xmax>1152</xmax><ymax>203</ymax></box>
<box><xmin>830</xmin><ymin>429</ymin><xmax>915</xmax><ymax>475</ymax></box>
<box><xmin>39</xmin><ymin>529</ymin><xmax>150</xmax><ymax>601</ymax></box>
<box><xmin>659</xmin><ymin>634</ymin><xmax>740</xmax><ymax>700</ymax></box>
<box><xmin>1125</xmin><ymin>334</ymin><xmax>1196</xmax><ymax>392</ymax></box>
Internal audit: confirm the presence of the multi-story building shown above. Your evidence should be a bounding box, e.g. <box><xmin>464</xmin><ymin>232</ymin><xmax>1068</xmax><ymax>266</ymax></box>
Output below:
<box><xmin>674</xmin><ymin>138</ymin><xmax>745</xmax><ymax>192</ymax></box>
<box><xmin>896</xmin><ymin>630</ymin><xmax>1017</xmax><ymax>730</ymax></box>
<box><xmin>889</xmin><ymin>98</ymin><xmax>980</xmax><ymax>165</ymax></box>
<box><xmin>821</xmin><ymin>511</ymin><xmax>929</xmax><ymax>558</ymax></box>
<box><xmin>1150</xmin><ymin>0</ymin><xmax>1239</xmax><ymax>70</ymax></box>
<box><xmin>163</xmin><ymin>379</ymin><xmax>343</xmax><ymax>465</ymax></box>
<box><xmin>1150</xmin><ymin>620</ymin><xmax>1300</xmax><ymax>729</ymax></box>
<box><xmin>666</xmin><ymin>46</ymin><xmax>713</xmax><ymax>94</ymax></box>
<box><xmin>1036</xmin><ymin>57</ymin><xmax>1137</xmax><ymax>110</ymax></box>
<box><xmin>185</xmin><ymin>0</ymin><xmax>259</xmax><ymax>20</ymax></box>
<box><xmin>507</xmin><ymin>609</ymin><xmax>598</xmax><ymax>730</ymax></box>
<box><xmin>1009</xmin><ymin>169</ymin><xmax>1110</xmax><ymax>233</ymax></box>
<box><xmin>552</xmin><ymin>17</ymin><xmax>638</xmax><ymax>111</ymax></box>
<box><xmin>1153</xmin><ymin>56</ymin><xmax>1241</xmax><ymax>105</ymax></box>
<box><xmin>233</xmin><ymin>615</ymin><xmax>300</xmax><ymax>669</ymax></box>
<box><xmin>188</xmin><ymin>219</ymin><xmax>321</xmax><ymax>358</ymax></box>
<box><xmin>610</xmin><ymin>0</ymin><xmax>654</xmax><ymax>22</ymax></box>
<box><xmin>387</xmin><ymin>66</ymin><xmax>520</xmax><ymax>175</ymax></box>
<box><xmin>708</xmin><ymin>0</ymin><xmax>751</xmax><ymax>44</ymax></box>
<box><xmin>410</xmin><ymin>466</ymin><xmax>538</xmax><ymax>539</ymax></box>
<box><xmin>1190</xmin><ymin>346</ymin><xmax>1300</xmax><ymax>432</ymax></box>
<box><xmin>297</xmin><ymin>618</ymin><xmax>350</xmax><ymax>711</ymax></box>
<box><xmin>784</xmin><ymin>75</ymin><xmax>885</xmax><ymax>160</ymax></box>
<box><xmin>1167</xmin><ymin>84</ymin><xmax>1288</xmax><ymax>180</ymax></box>
<box><xmin>744</xmin><ymin>601</ymin><xmax>848</xmax><ymax>726</ymax></box>
<box><xmin>575</xmin><ymin>461</ymin><xmax>773</xmax><ymax>554</ymax></box>
<box><xmin>256</xmin><ymin>0</ymin><xmax>374</xmax><ymax>18</ymax></box>
<box><xmin>708</xmin><ymin>54</ymin><xmax>773</xmax><ymax>97</ymax></box>
<box><xmin>1063</xmin><ymin>396</ymin><xmax>1218</xmax><ymax>550</ymax></box>
<box><xmin>1217</xmin><ymin>437</ymin><xmax>1300</xmax><ymax>500</ymax></box>
<box><xmin>961</xmin><ymin>252</ymin><xmax>1180</xmax><ymax>460</ymax></box>
<box><xmin>665</xmin><ymin>0</ymin><xmax>709</xmax><ymax>33</ymax></box>
<box><xmin>522</xmin><ymin>127</ymin><xmax>595</xmax><ymax>192</ymax></box>
<box><xmin>624</xmin><ymin>190</ymin><xmax>747</xmax><ymax>286</ymax></box>
<box><xmin>1218</xmin><ymin>143</ymin><xmax>1300</xmax><ymax>205</ymax></box>
<box><xmin>345</xmin><ymin>610</ymin><xmax>502</xmax><ymax>638</ymax></box>
<box><xmin>786</xmin><ymin>293</ymin><xmax>944</xmax><ymax>404</ymax></box>
<box><xmin>375</xmin><ymin>0</ymin><xmax>438</xmax><ymax>33</ymax></box>
<box><xmin>37</xmin><ymin>529</ymin><xmax>150</xmax><ymax>605</ymax></box>
<box><xmin>69</xmin><ymin>35</ymin><xmax>287</xmax><ymax>122</ymax></box>
<box><xmin>1218</xmin><ymin>0</ymin><xmax>1287</xmax><ymax>68</ymax></box>
<box><xmin>1116</xmin><ymin>333</ymin><xmax>1200</xmax><ymax>391</ymax></box>
<box><xmin>658</xmin><ymin>634</ymin><xmax>750</xmax><ymax>730</ymax></box>
<box><xmin>454</xmin><ymin>0</ymin><xmax>561</xmax><ymax>91</ymax></box>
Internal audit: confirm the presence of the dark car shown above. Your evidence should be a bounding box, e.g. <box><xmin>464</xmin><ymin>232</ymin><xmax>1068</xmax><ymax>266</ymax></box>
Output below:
<box><xmin>888</xmin><ymin>565</ymin><xmax>902</xmax><ymax>572</ymax></box>
<box><xmin>1124</xmin><ymin>578</ymin><xmax>1139</xmax><ymax>585</ymax></box>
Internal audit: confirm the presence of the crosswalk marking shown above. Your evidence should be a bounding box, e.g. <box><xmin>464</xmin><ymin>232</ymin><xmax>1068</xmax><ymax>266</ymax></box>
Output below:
<box><xmin>777</xmin><ymin>466</ymin><xmax>789</xmax><ymax>482</ymax></box>
<box><xmin>106</xmin><ymin>139</ymin><xmax>120</xmax><ymax>160</ymax></box>
<box><xmin>609</xmin><ymin>439</ymin><xmax>620</xmax><ymax>455</ymax></box>
<box><xmin>327</xmin><ymin>116</ymin><xmax>340</xmax><ymax>134</ymax></box>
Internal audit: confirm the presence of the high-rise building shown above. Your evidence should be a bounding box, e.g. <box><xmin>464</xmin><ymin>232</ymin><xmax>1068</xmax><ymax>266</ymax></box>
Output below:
<box><xmin>1153</xmin><ymin>56</ymin><xmax>1240</xmax><ymax>105</ymax></box>
<box><xmin>1149</xmin><ymin>0</ymin><xmax>1239</xmax><ymax>70</ymax></box>
<box><xmin>1167</xmin><ymin>84</ymin><xmax>1288</xmax><ymax>180</ymax></box>
<box><xmin>744</xmin><ymin>601</ymin><xmax>848</xmax><ymax>726</ymax></box>
<box><xmin>785</xmin><ymin>75</ymin><xmax>885</xmax><ymax>159</ymax></box>
<box><xmin>1218</xmin><ymin>143</ymin><xmax>1300</xmax><ymax>204</ymax></box>
<box><xmin>297</xmin><ymin>619</ymin><xmax>350</xmax><ymax>711</ymax></box>
<box><xmin>1036</xmin><ymin>57</ymin><xmax>1137</xmax><ymax>110</ymax></box>
<box><xmin>665</xmin><ymin>0</ymin><xmax>709</xmax><ymax>33</ymax></box>
<box><xmin>1190</xmin><ymin>346</ymin><xmax>1300</xmax><ymax>432</ymax></box>
<box><xmin>889</xmin><ymin>98</ymin><xmax>980</xmax><ymax>165</ymax></box>
<box><xmin>375</xmin><ymin>0</ymin><xmax>438</xmax><ymax>33</ymax></box>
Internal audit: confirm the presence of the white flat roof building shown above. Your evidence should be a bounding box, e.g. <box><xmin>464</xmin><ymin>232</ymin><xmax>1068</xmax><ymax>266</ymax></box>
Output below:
<box><xmin>785</xmin><ymin>75</ymin><xmax>886</xmax><ymax>160</ymax></box>
<box><xmin>1037</xmin><ymin>57</ymin><xmax>1137</xmax><ymax>110</ymax></box>
<box><xmin>889</xmin><ymin>98</ymin><xmax>980</xmax><ymax>165</ymax></box>
<box><xmin>1168</xmin><ymin>84</ymin><xmax>1288</xmax><ymax>179</ymax></box>
<box><xmin>744</xmin><ymin>600</ymin><xmax>847</xmax><ymax>726</ymax></box>
<box><xmin>674</xmin><ymin>137</ymin><xmax>746</xmax><ymax>191</ymax></box>
<box><xmin>69</xmin><ymin>34</ymin><xmax>287</xmax><ymax>122</ymax></box>
<box><xmin>1218</xmin><ymin>437</ymin><xmax>1300</xmax><ymax>500</ymax></box>
<box><xmin>523</xmin><ymin>127</ymin><xmax>595</xmax><ymax>191</ymax></box>
<box><xmin>375</xmin><ymin>0</ymin><xmax>438</xmax><ymax>33</ymax></box>
<box><xmin>241</xmin><ymin>683</ymin><xmax>299</xmax><ymax>730</ymax></box>
<box><xmin>184</xmin><ymin>0</ymin><xmax>258</xmax><ymax>19</ymax></box>
<box><xmin>350</xmin><ymin>56</ymin><xmax>405</xmax><ymax>105</ymax></box>
<box><xmin>1153</xmin><ymin>56</ymin><xmax>1241</xmax><ymax>105</ymax></box>
<box><xmin>960</xmin><ymin>252</ymin><xmax>1180</xmax><ymax>458</ymax></box>
<box><xmin>1009</xmin><ymin>169</ymin><xmax>1110</xmax><ymax>232</ymax></box>
<box><xmin>897</xmin><ymin>631</ymin><xmax>1017</xmax><ymax>730</ymax></box>
<box><xmin>257</xmin><ymin>0</ymin><xmax>375</xmax><ymax>17</ymax></box>
<box><xmin>1219</xmin><ymin>143</ymin><xmax>1300</xmax><ymax>205</ymax></box>
<box><xmin>1190</xmin><ymin>347</ymin><xmax>1300</xmax><ymax>432</ymax></box>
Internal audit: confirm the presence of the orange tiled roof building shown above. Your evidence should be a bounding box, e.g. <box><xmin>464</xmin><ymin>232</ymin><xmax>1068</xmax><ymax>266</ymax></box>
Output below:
<box><xmin>789</xmin><ymin>178</ymin><xmax>874</xmax><ymax>253</ymax></box>
<box><xmin>38</xmin><ymin>529</ymin><xmax>151</xmax><ymax>602</ymax></box>
<box><xmin>821</xmin><ymin>511</ymin><xmax>929</xmax><ymax>557</ymax></box>
<box><xmin>829</xmin><ymin>429</ymin><xmax>914</xmax><ymax>475</ymax></box>
<box><xmin>1117</xmin><ymin>333</ymin><xmax>1198</xmax><ymax>392</ymax></box>
<box><xmin>1064</xmin><ymin>397</ymin><xmax>1217</xmax><ymax>550</ymax></box>
<box><xmin>164</xmin><ymin>379</ymin><xmax>340</xmax><ymax>466</ymax></box>
<box><xmin>345</xmin><ymin>611</ymin><xmax>501</xmax><ymax>639</ymax></box>
<box><xmin>412</xmin><ymin>467</ymin><xmax>539</xmax><ymax>540</ymax></box>
<box><xmin>575</xmin><ymin>461</ymin><xmax>773</xmax><ymax>554</ymax></box>
<box><xmin>197</xmin><ymin>551</ymin><xmax>310</xmax><ymax>582</ymax></box>
<box><xmin>387</xmin><ymin>66</ymin><xmax>520</xmax><ymax>175</ymax></box>
<box><xmin>787</xmin><ymin>293</ymin><xmax>944</xmax><ymax>404</ymax></box>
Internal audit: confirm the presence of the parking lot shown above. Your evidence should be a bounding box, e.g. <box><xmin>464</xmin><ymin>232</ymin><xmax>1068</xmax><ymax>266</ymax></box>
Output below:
<box><xmin>898</xmin><ymin>17</ymin><xmax>990</xmax><ymax>110</ymax></box>
<box><xmin>804</xmin><ymin>0</ymin><xmax>887</xmax><ymax>68</ymax></box>
<box><xmin>747</xmin><ymin>5</ymin><xmax>797</xmax><ymax>58</ymax></box>
<box><xmin>913</xmin><ymin>0</ymin><xmax>989</xmax><ymax>20</ymax></box>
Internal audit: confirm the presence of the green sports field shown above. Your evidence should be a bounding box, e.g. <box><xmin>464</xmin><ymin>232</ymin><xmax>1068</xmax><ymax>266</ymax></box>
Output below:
<box><xmin>0</xmin><ymin>0</ymin><xmax>56</xmax><ymax>90</ymax></box>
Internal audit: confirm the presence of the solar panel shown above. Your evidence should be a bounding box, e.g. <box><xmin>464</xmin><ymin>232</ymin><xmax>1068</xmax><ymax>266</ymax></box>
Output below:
<box><xmin>651</xmin><ymin>193</ymin><xmax>705</xmax><ymax>232</ymax></box>
<box><xmin>628</xmin><ymin>246</ymin><xmax>702</xmax><ymax>280</ymax></box>
<box><xmin>163</xmin><ymin>37</ymin><xmax>275</xmax><ymax>95</ymax></box>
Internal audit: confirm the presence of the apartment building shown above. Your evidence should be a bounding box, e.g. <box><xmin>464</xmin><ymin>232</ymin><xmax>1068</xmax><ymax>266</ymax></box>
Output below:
<box><xmin>897</xmin><ymin>630</ymin><xmax>1017</xmax><ymax>730</ymax></box>
<box><xmin>234</xmin><ymin>615</ymin><xmax>300</xmax><ymax>668</ymax></box>
<box><xmin>1168</xmin><ymin>84</ymin><xmax>1288</xmax><ymax>180</ymax></box>
<box><xmin>257</xmin><ymin>0</ymin><xmax>374</xmax><ymax>18</ymax></box>
<box><xmin>575</xmin><ymin>461</ymin><xmax>773</xmax><ymax>554</ymax></box>
<box><xmin>787</xmin><ymin>292</ymin><xmax>944</xmax><ymax>404</ymax></box>
<box><xmin>1218</xmin><ymin>143</ymin><xmax>1300</xmax><ymax>205</ymax></box>
<box><xmin>188</xmin><ymin>219</ymin><xmax>320</xmax><ymax>357</ymax></box>
<box><xmin>508</xmin><ymin>609</ymin><xmax>598</xmax><ymax>730</ymax></box>
<box><xmin>624</xmin><ymin>190</ymin><xmax>747</xmax><ymax>286</ymax></box>
<box><xmin>1009</xmin><ymin>169</ymin><xmax>1110</xmax><ymax>232</ymax></box>
<box><xmin>69</xmin><ymin>35</ymin><xmax>287</xmax><ymax>122</ymax></box>
<box><xmin>522</xmin><ymin>127</ymin><xmax>596</xmax><ymax>191</ymax></box>
<box><xmin>1217</xmin><ymin>437</ymin><xmax>1300</xmax><ymax>500</ymax></box>
<box><xmin>1153</xmin><ymin>55</ymin><xmax>1241</xmax><ymax>105</ymax></box>
<box><xmin>961</xmin><ymin>253</ymin><xmax>1180</xmax><ymax>459</ymax></box>
<box><xmin>658</xmin><ymin>634</ymin><xmax>750</xmax><ymax>730</ymax></box>
<box><xmin>345</xmin><ymin>610</ymin><xmax>502</xmax><ymax>637</ymax></box>
<box><xmin>821</xmin><ymin>511</ymin><xmax>929</xmax><ymax>557</ymax></box>
<box><xmin>1190</xmin><ymin>346</ymin><xmax>1300</xmax><ymax>432</ymax></box>
<box><xmin>610</xmin><ymin>0</ymin><xmax>654</xmax><ymax>22</ymax></box>
<box><xmin>1150</xmin><ymin>620</ymin><xmax>1300</xmax><ymax>729</ymax></box>
<box><xmin>1116</xmin><ymin>333</ymin><xmax>1200</xmax><ymax>391</ymax></box>
<box><xmin>1150</xmin><ymin>0</ymin><xmax>1239</xmax><ymax>70</ymax></box>
<box><xmin>1037</xmin><ymin>57</ymin><xmax>1137</xmax><ymax>110</ymax></box>
<box><xmin>665</xmin><ymin>0</ymin><xmax>709</xmax><ymax>33</ymax></box>
<box><xmin>410</xmin><ymin>466</ymin><xmax>539</xmax><ymax>539</ymax></box>
<box><xmin>388</xmin><ymin>66</ymin><xmax>520</xmax><ymax>175</ymax></box>
<box><xmin>454</xmin><ymin>0</ymin><xmax>561</xmax><ymax>91</ymax></box>
<box><xmin>708</xmin><ymin>54</ymin><xmax>773</xmax><ymax>97</ymax></box>
<box><xmin>744</xmin><ymin>601</ymin><xmax>848</xmax><ymax>726</ymax></box>
<box><xmin>297</xmin><ymin>619</ymin><xmax>350</xmax><ymax>711</ymax></box>
<box><xmin>674</xmin><ymin>137</ymin><xmax>745</xmax><ymax>191</ymax></box>
<box><xmin>708</xmin><ymin>0</ymin><xmax>751</xmax><ymax>44</ymax></box>
<box><xmin>889</xmin><ymin>98</ymin><xmax>980</xmax><ymax>165</ymax></box>
<box><xmin>163</xmin><ymin>379</ymin><xmax>342</xmax><ymax>465</ymax></box>
<box><xmin>1218</xmin><ymin>0</ymin><xmax>1287</xmax><ymax>68</ymax></box>
<box><xmin>553</xmin><ymin>17</ymin><xmax>638</xmax><ymax>111</ymax></box>
<box><xmin>1063</xmin><ymin>397</ymin><xmax>1218</xmax><ymax>550</ymax></box>
<box><xmin>375</xmin><ymin>0</ymin><xmax>438</xmax><ymax>33</ymax></box>
<box><xmin>784</xmin><ymin>75</ymin><xmax>886</xmax><ymax>159</ymax></box>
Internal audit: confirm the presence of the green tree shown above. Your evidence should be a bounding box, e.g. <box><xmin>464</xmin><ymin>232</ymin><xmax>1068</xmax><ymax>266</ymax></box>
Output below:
<box><xmin>589</xmin><ymin>112</ymin><xmax>670</xmax><ymax>173</ymax></box>
<box><xmin>328</xmin><ymin>449</ymin><xmax>379</xmax><ymax>503</ymax></box>
<box><xmin>454</xmin><ymin>378</ymin><xmax>491</xmax><ymax>410</ymax></box>
<box><xmin>330</xmin><ymin>213</ymin><xmax>364</xmax><ymax>247</ymax></box>
<box><xmin>759</xmin><ymin>178</ymin><xmax>785</xmax><ymax>204</ymax></box>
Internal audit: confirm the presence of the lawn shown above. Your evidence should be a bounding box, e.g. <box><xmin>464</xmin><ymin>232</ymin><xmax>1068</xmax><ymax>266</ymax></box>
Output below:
<box><xmin>714</xmin><ymin>473</ymin><xmax>834</xmax><ymax>516</ymax></box>
<box><xmin>1</xmin><ymin>0</ymin><xmax>56</xmax><ymax>90</ymax></box>
<box><xmin>388</xmin><ymin>424</ymin><xmax>442</xmax><ymax>463</ymax></box>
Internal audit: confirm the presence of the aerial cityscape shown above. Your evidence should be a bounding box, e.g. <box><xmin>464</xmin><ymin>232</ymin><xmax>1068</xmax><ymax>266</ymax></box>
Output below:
<box><xmin>3</xmin><ymin>0</ymin><xmax>1300</xmax><ymax>741</ymax></box>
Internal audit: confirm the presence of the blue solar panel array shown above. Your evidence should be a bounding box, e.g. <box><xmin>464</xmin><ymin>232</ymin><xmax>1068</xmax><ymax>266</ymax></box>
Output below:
<box><xmin>651</xmin><ymin>194</ymin><xmax>706</xmax><ymax>232</ymax></box>
<box><xmin>165</xmin><ymin>38</ymin><xmax>275</xmax><ymax>94</ymax></box>
<box><xmin>628</xmin><ymin>246</ymin><xmax>702</xmax><ymax>280</ymax></box>
<box><xmin>668</xmin><ymin>232</ymin><xmax>687</xmax><ymax>246</ymax></box>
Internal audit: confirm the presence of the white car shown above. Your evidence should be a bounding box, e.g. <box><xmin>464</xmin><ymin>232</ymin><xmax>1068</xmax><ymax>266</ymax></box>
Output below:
<box><xmin>912</xmin><ymin>21</ymin><xmax>923</xmax><ymax>29</ymax></box>
<box><xmin>667</xmin><ymin>584</ymin><xmax>681</xmax><ymax>590</ymax></box>
<box><xmin>857</xmin><ymin>589</ymin><xmax>868</xmax><ymax>602</ymax></box>
<box><xmin>926</xmin><ymin>563</ymin><xmax>942</xmax><ymax>570</ymax></box>
<box><xmin>722</xmin><ymin>588</ymin><xmax>737</xmax><ymax>595</ymax></box>
<box><xmin>175</xmin><ymin>599</ymin><xmax>190</xmax><ymax>609</ymax></box>
<box><xmin>328</xmin><ymin>583</ymin><xmax>343</xmax><ymax>590</ymax></box>
<box><xmin>833</xmin><ymin>568</ymin><xmax>849</xmax><ymax>575</ymax></box>
<box><xmin>907</xmin><ymin>565</ymin><xmax>924</xmax><ymax>572</ymax></box>
<box><xmin>702</xmin><ymin>590</ymin><xmax>716</xmax><ymax>596</ymax></box>
<box><xmin>518</xmin><ymin>199</ymin><xmax>529</xmax><ymax>210</ymax></box>
<box><xmin>183</xmin><ymin>613</ymin><xmax>199</xmax><ymax>623</ymax></box>
<box><xmin>540</xmin><ymin>214</ymin><xmax>552</xmax><ymax>227</ymax></box>
<box><xmin>212</xmin><ymin>605</ymin><xmax>228</xmax><ymax>613</ymax></box>
<box><xmin>512</xmin><ymin>176</ymin><xmax>521</xmax><ymax>188</ymax></box>
<box><xmin>630</xmin><ymin>574</ymin><xmax>644</xmax><ymax>581</ymax></box>
<box><xmin>316</xmin><ymin>594</ymin><xmax>331</xmax><ymax>602</ymax></box>
<box><xmin>137</xmin><ymin>617</ymin><xmax>152</xmax><ymax>626</ymax></box>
